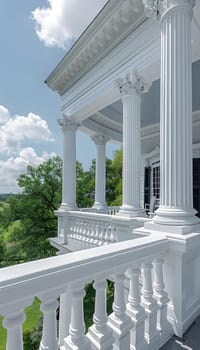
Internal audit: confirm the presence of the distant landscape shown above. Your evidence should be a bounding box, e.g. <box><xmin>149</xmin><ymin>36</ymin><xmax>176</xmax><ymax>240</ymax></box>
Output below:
<box><xmin>0</xmin><ymin>151</ymin><xmax>122</xmax><ymax>349</ymax></box>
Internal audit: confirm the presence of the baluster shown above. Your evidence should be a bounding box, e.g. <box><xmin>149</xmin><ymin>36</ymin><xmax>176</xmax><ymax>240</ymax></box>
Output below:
<box><xmin>59</xmin><ymin>289</ymin><xmax>72</xmax><ymax>348</ymax></box>
<box><xmin>153</xmin><ymin>257</ymin><xmax>171</xmax><ymax>336</ymax></box>
<box><xmin>86</xmin><ymin>220</ymin><xmax>91</xmax><ymax>243</ymax></box>
<box><xmin>141</xmin><ymin>262</ymin><xmax>159</xmax><ymax>347</ymax></box>
<box><xmin>89</xmin><ymin>220</ymin><xmax>95</xmax><ymax>244</ymax></box>
<box><xmin>87</xmin><ymin>278</ymin><xmax>114</xmax><ymax>349</ymax></box>
<box><xmin>2</xmin><ymin>298</ymin><xmax>33</xmax><ymax>350</ymax></box>
<box><xmin>71</xmin><ymin>217</ymin><xmax>75</xmax><ymax>238</ymax></box>
<box><xmin>108</xmin><ymin>272</ymin><xmax>132</xmax><ymax>350</ymax></box>
<box><xmin>98</xmin><ymin>222</ymin><xmax>104</xmax><ymax>245</ymax></box>
<box><xmin>127</xmin><ymin>266</ymin><xmax>146</xmax><ymax>350</ymax></box>
<box><xmin>64</xmin><ymin>283</ymin><xmax>89</xmax><ymax>350</ymax></box>
<box><xmin>39</xmin><ymin>292</ymin><xmax>59</xmax><ymax>350</ymax></box>
<box><xmin>94</xmin><ymin>221</ymin><xmax>100</xmax><ymax>246</ymax></box>
<box><xmin>103</xmin><ymin>222</ymin><xmax>110</xmax><ymax>244</ymax></box>
<box><xmin>78</xmin><ymin>219</ymin><xmax>84</xmax><ymax>241</ymax></box>
<box><xmin>110</xmin><ymin>224</ymin><xmax>115</xmax><ymax>243</ymax></box>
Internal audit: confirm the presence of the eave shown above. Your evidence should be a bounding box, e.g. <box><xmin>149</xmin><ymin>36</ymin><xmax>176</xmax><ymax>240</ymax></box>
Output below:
<box><xmin>45</xmin><ymin>0</ymin><xmax>147</xmax><ymax>95</ymax></box>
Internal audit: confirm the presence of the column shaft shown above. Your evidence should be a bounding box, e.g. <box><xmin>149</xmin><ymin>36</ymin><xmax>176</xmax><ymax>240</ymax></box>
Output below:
<box><xmin>123</xmin><ymin>93</ymin><xmax>141</xmax><ymax>212</ymax></box>
<box><xmin>58</xmin><ymin>118</ymin><xmax>78</xmax><ymax>211</ymax></box>
<box><xmin>116</xmin><ymin>72</ymin><xmax>150</xmax><ymax>217</ymax></box>
<box><xmin>153</xmin><ymin>1</ymin><xmax>199</xmax><ymax>226</ymax></box>
<box><xmin>92</xmin><ymin>134</ymin><xmax>108</xmax><ymax>211</ymax></box>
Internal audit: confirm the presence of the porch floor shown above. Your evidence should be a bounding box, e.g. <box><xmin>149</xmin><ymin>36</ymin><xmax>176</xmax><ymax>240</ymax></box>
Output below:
<box><xmin>160</xmin><ymin>315</ymin><xmax>200</xmax><ymax>350</ymax></box>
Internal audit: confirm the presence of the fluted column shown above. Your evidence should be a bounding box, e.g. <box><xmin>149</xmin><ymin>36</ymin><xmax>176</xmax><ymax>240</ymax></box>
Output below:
<box><xmin>91</xmin><ymin>134</ymin><xmax>109</xmax><ymax>212</ymax></box>
<box><xmin>116</xmin><ymin>72</ymin><xmax>150</xmax><ymax>217</ymax></box>
<box><xmin>58</xmin><ymin>117</ymin><xmax>78</xmax><ymax>211</ymax></box>
<box><xmin>144</xmin><ymin>0</ymin><xmax>199</xmax><ymax>228</ymax></box>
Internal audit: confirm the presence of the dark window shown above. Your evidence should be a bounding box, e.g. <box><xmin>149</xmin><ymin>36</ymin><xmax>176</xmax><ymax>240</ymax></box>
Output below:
<box><xmin>193</xmin><ymin>158</ymin><xmax>200</xmax><ymax>218</ymax></box>
<box><xmin>144</xmin><ymin>167</ymin><xmax>151</xmax><ymax>206</ymax></box>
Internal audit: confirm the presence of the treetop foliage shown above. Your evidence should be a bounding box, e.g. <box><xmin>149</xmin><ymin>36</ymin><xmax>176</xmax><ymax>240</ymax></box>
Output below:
<box><xmin>0</xmin><ymin>149</ymin><xmax>122</xmax><ymax>265</ymax></box>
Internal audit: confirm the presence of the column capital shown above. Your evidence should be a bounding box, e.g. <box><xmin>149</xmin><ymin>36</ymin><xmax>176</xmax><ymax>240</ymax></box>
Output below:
<box><xmin>57</xmin><ymin>116</ymin><xmax>79</xmax><ymax>132</ymax></box>
<box><xmin>91</xmin><ymin>134</ymin><xmax>109</xmax><ymax>145</ymax></box>
<box><xmin>143</xmin><ymin>0</ymin><xmax>195</xmax><ymax>20</ymax></box>
<box><xmin>115</xmin><ymin>71</ymin><xmax>151</xmax><ymax>97</ymax></box>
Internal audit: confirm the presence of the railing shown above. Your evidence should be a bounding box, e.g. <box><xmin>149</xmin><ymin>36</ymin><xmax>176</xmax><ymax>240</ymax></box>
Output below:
<box><xmin>55</xmin><ymin>210</ymin><xmax>144</xmax><ymax>248</ymax></box>
<box><xmin>107</xmin><ymin>206</ymin><xmax>120</xmax><ymax>215</ymax></box>
<box><xmin>0</xmin><ymin>234</ymin><xmax>172</xmax><ymax>350</ymax></box>
<box><xmin>80</xmin><ymin>206</ymin><xmax>120</xmax><ymax>215</ymax></box>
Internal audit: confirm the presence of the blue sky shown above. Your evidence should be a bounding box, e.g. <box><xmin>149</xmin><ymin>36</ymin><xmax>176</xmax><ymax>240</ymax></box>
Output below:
<box><xmin>0</xmin><ymin>0</ymin><xmax>119</xmax><ymax>193</ymax></box>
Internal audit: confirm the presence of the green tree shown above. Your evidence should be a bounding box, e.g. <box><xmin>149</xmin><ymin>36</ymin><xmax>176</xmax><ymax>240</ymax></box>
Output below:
<box><xmin>106</xmin><ymin>149</ymin><xmax>122</xmax><ymax>205</ymax></box>
<box><xmin>10</xmin><ymin>156</ymin><xmax>62</xmax><ymax>261</ymax></box>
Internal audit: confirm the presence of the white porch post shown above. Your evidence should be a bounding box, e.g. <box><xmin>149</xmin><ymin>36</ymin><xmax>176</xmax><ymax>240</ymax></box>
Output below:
<box><xmin>58</xmin><ymin>117</ymin><xmax>78</xmax><ymax>211</ymax></box>
<box><xmin>91</xmin><ymin>134</ymin><xmax>108</xmax><ymax>212</ymax></box>
<box><xmin>116</xmin><ymin>72</ymin><xmax>150</xmax><ymax>217</ymax></box>
<box><xmin>144</xmin><ymin>0</ymin><xmax>199</xmax><ymax>231</ymax></box>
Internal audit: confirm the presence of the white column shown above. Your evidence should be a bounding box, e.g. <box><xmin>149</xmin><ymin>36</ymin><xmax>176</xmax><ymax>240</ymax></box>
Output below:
<box><xmin>58</xmin><ymin>117</ymin><xmax>78</xmax><ymax>211</ymax></box>
<box><xmin>144</xmin><ymin>0</ymin><xmax>199</xmax><ymax>229</ymax></box>
<box><xmin>91</xmin><ymin>134</ymin><xmax>108</xmax><ymax>212</ymax></box>
<box><xmin>116</xmin><ymin>72</ymin><xmax>150</xmax><ymax>217</ymax></box>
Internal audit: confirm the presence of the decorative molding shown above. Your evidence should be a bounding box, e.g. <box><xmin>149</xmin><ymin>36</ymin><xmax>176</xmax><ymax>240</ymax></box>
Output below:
<box><xmin>91</xmin><ymin>134</ymin><xmax>110</xmax><ymax>145</ymax></box>
<box><xmin>115</xmin><ymin>71</ymin><xmax>151</xmax><ymax>97</ymax></box>
<box><xmin>143</xmin><ymin>0</ymin><xmax>195</xmax><ymax>20</ymax></box>
<box><xmin>57</xmin><ymin>117</ymin><xmax>79</xmax><ymax>132</ymax></box>
<box><xmin>45</xmin><ymin>0</ymin><xmax>146</xmax><ymax>95</ymax></box>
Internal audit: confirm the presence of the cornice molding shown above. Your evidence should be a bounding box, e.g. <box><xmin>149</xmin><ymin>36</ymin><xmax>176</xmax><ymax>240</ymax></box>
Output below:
<box><xmin>45</xmin><ymin>0</ymin><xmax>146</xmax><ymax>95</ymax></box>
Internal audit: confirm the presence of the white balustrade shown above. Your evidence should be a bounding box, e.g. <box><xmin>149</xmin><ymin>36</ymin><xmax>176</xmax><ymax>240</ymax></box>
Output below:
<box><xmin>141</xmin><ymin>262</ymin><xmax>160</xmax><ymax>347</ymax></box>
<box><xmin>153</xmin><ymin>258</ymin><xmax>171</xmax><ymax>337</ymax></box>
<box><xmin>127</xmin><ymin>266</ymin><xmax>146</xmax><ymax>350</ymax></box>
<box><xmin>0</xmin><ymin>234</ymin><xmax>170</xmax><ymax>350</ymax></box>
<box><xmin>62</xmin><ymin>210</ymin><xmax>137</xmax><ymax>248</ymax></box>
<box><xmin>107</xmin><ymin>206</ymin><xmax>120</xmax><ymax>215</ymax></box>
<box><xmin>64</xmin><ymin>283</ymin><xmax>90</xmax><ymax>350</ymax></box>
<box><xmin>108</xmin><ymin>272</ymin><xmax>133</xmax><ymax>350</ymax></box>
<box><xmin>39</xmin><ymin>292</ymin><xmax>59</xmax><ymax>350</ymax></box>
<box><xmin>87</xmin><ymin>277</ymin><xmax>114</xmax><ymax>349</ymax></box>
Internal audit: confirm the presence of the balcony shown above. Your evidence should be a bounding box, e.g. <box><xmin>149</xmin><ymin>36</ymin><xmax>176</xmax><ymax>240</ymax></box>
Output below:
<box><xmin>1</xmin><ymin>225</ymin><xmax>200</xmax><ymax>350</ymax></box>
<box><xmin>0</xmin><ymin>233</ymin><xmax>172</xmax><ymax>350</ymax></box>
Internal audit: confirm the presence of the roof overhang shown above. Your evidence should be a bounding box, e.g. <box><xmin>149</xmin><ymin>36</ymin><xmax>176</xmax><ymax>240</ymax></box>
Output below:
<box><xmin>45</xmin><ymin>0</ymin><xmax>147</xmax><ymax>95</ymax></box>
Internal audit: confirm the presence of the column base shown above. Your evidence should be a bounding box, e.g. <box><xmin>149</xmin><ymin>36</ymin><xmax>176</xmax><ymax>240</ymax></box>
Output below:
<box><xmin>146</xmin><ymin>207</ymin><xmax>200</xmax><ymax>235</ymax></box>
<box><xmin>92</xmin><ymin>202</ymin><xmax>108</xmax><ymax>213</ymax></box>
<box><xmin>59</xmin><ymin>203</ymin><xmax>78</xmax><ymax>211</ymax></box>
<box><xmin>118</xmin><ymin>205</ymin><xmax>146</xmax><ymax>218</ymax></box>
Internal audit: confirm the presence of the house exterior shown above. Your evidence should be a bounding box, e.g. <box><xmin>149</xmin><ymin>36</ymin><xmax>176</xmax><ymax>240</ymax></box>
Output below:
<box><xmin>1</xmin><ymin>1</ymin><xmax>200</xmax><ymax>349</ymax></box>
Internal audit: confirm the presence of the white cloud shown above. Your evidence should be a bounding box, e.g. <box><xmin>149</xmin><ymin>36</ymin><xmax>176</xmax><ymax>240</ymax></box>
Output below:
<box><xmin>0</xmin><ymin>148</ymin><xmax>56</xmax><ymax>193</ymax></box>
<box><xmin>0</xmin><ymin>105</ymin><xmax>56</xmax><ymax>193</ymax></box>
<box><xmin>0</xmin><ymin>105</ymin><xmax>10</xmax><ymax>125</ymax></box>
<box><xmin>32</xmin><ymin>0</ymin><xmax>108</xmax><ymax>49</ymax></box>
<box><xmin>0</xmin><ymin>111</ymin><xmax>53</xmax><ymax>153</ymax></box>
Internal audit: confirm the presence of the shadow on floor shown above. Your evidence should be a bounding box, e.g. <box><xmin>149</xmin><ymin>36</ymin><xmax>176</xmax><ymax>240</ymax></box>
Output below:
<box><xmin>160</xmin><ymin>316</ymin><xmax>200</xmax><ymax>350</ymax></box>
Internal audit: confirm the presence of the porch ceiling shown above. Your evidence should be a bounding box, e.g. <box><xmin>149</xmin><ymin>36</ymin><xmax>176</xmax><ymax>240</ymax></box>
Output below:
<box><xmin>81</xmin><ymin>59</ymin><xmax>200</xmax><ymax>148</ymax></box>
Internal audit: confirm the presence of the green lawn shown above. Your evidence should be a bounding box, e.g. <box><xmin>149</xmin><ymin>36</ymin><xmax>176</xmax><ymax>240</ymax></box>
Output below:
<box><xmin>0</xmin><ymin>298</ymin><xmax>42</xmax><ymax>350</ymax></box>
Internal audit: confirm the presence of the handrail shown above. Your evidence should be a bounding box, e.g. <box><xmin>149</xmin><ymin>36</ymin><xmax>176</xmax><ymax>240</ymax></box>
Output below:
<box><xmin>0</xmin><ymin>234</ymin><xmax>170</xmax><ymax>350</ymax></box>
<box><xmin>0</xmin><ymin>235</ymin><xmax>167</xmax><ymax>304</ymax></box>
